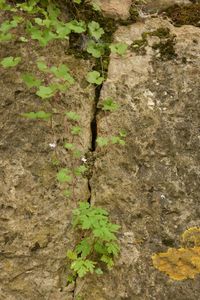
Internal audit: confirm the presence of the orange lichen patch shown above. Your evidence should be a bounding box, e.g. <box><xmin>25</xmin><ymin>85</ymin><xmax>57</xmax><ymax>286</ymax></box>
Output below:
<box><xmin>152</xmin><ymin>227</ymin><xmax>200</xmax><ymax>280</ymax></box>
<box><xmin>182</xmin><ymin>227</ymin><xmax>200</xmax><ymax>247</ymax></box>
<box><xmin>152</xmin><ymin>246</ymin><xmax>200</xmax><ymax>281</ymax></box>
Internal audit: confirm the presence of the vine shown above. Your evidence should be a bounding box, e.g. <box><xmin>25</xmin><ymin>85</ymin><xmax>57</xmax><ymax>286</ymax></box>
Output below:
<box><xmin>0</xmin><ymin>0</ymin><xmax>128</xmax><ymax>290</ymax></box>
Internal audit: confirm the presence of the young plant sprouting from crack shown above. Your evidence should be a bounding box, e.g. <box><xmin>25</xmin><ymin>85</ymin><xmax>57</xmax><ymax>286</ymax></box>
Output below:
<box><xmin>21</xmin><ymin>60</ymin><xmax>75</xmax><ymax>100</ymax></box>
<box><xmin>67</xmin><ymin>202</ymin><xmax>120</xmax><ymax>280</ymax></box>
<box><xmin>56</xmin><ymin>111</ymin><xmax>87</xmax><ymax>199</ymax></box>
<box><xmin>96</xmin><ymin>98</ymin><xmax>127</xmax><ymax>147</ymax></box>
<box><xmin>1</xmin><ymin>0</ymin><xmax>124</xmax><ymax>286</ymax></box>
<box><xmin>1</xmin><ymin>56</ymin><xmax>21</xmax><ymax>68</ymax></box>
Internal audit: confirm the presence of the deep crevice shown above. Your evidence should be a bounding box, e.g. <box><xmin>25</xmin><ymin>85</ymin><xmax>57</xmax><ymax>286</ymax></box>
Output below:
<box><xmin>90</xmin><ymin>84</ymin><xmax>102</xmax><ymax>152</ymax></box>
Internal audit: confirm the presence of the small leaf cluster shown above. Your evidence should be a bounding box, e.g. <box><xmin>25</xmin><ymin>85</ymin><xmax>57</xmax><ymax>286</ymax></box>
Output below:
<box><xmin>67</xmin><ymin>202</ymin><xmax>120</xmax><ymax>278</ymax></box>
<box><xmin>57</xmin><ymin>111</ymin><xmax>87</xmax><ymax>197</ymax></box>
<box><xmin>22</xmin><ymin>61</ymin><xmax>74</xmax><ymax>99</ymax></box>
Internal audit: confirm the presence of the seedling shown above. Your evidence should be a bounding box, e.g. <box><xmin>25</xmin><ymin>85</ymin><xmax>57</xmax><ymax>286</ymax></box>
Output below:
<box><xmin>1</xmin><ymin>56</ymin><xmax>21</xmax><ymax>68</ymax></box>
<box><xmin>88</xmin><ymin>21</ymin><xmax>104</xmax><ymax>40</ymax></box>
<box><xmin>67</xmin><ymin>202</ymin><xmax>120</xmax><ymax>278</ymax></box>
<box><xmin>86</xmin><ymin>71</ymin><xmax>104</xmax><ymax>85</ymax></box>
<box><xmin>109</xmin><ymin>43</ymin><xmax>128</xmax><ymax>56</ymax></box>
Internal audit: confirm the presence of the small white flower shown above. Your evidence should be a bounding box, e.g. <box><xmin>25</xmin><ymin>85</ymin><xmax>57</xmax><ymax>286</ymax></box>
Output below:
<box><xmin>81</xmin><ymin>157</ymin><xmax>87</xmax><ymax>163</ymax></box>
<box><xmin>49</xmin><ymin>142</ymin><xmax>56</xmax><ymax>149</ymax></box>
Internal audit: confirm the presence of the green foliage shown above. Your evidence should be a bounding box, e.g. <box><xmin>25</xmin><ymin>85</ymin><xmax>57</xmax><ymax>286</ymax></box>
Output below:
<box><xmin>109</xmin><ymin>43</ymin><xmax>128</xmax><ymax>56</ymax></box>
<box><xmin>73</xmin><ymin>0</ymin><xmax>82</xmax><ymax>4</ymax></box>
<box><xmin>21</xmin><ymin>73</ymin><xmax>41</xmax><ymax>88</ymax></box>
<box><xmin>36</xmin><ymin>85</ymin><xmax>55</xmax><ymax>99</ymax></box>
<box><xmin>102</xmin><ymin>98</ymin><xmax>119</xmax><ymax>112</ymax></box>
<box><xmin>1</xmin><ymin>56</ymin><xmax>21</xmax><ymax>68</ymax></box>
<box><xmin>21</xmin><ymin>111</ymin><xmax>51</xmax><ymax>120</ymax></box>
<box><xmin>96</xmin><ymin>137</ymin><xmax>109</xmax><ymax>147</ymax></box>
<box><xmin>65</xmin><ymin>111</ymin><xmax>80</xmax><ymax>121</ymax></box>
<box><xmin>57</xmin><ymin>168</ymin><xmax>72</xmax><ymax>183</ymax></box>
<box><xmin>86</xmin><ymin>71</ymin><xmax>104</xmax><ymax>85</ymax></box>
<box><xmin>71</xmin><ymin>126</ymin><xmax>82</xmax><ymax>135</ymax></box>
<box><xmin>67</xmin><ymin>202</ymin><xmax>120</xmax><ymax>278</ymax></box>
<box><xmin>1</xmin><ymin>0</ymin><xmax>124</xmax><ymax>284</ymax></box>
<box><xmin>88</xmin><ymin>21</ymin><xmax>104</xmax><ymax>40</ymax></box>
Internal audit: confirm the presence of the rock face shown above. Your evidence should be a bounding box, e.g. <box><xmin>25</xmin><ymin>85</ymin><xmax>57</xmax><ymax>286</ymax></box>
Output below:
<box><xmin>95</xmin><ymin>0</ymin><xmax>132</xmax><ymax>20</ymax></box>
<box><xmin>77</xmin><ymin>18</ymin><xmax>200</xmax><ymax>299</ymax></box>
<box><xmin>0</xmin><ymin>37</ymin><xmax>95</xmax><ymax>299</ymax></box>
<box><xmin>1</xmin><ymin>1</ymin><xmax>200</xmax><ymax>300</ymax></box>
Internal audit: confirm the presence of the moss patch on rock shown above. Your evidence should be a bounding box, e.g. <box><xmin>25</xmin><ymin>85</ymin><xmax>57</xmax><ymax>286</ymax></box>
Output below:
<box><xmin>165</xmin><ymin>3</ymin><xmax>200</xmax><ymax>27</ymax></box>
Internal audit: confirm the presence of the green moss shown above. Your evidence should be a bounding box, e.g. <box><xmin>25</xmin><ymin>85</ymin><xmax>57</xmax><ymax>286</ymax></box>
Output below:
<box><xmin>149</xmin><ymin>27</ymin><xmax>170</xmax><ymax>38</ymax></box>
<box><xmin>130</xmin><ymin>37</ymin><xmax>147</xmax><ymax>55</ymax></box>
<box><xmin>165</xmin><ymin>3</ymin><xmax>200</xmax><ymax>27</ymax></box>
<box><xmin>152</xmin><ymin>37</ymin><xmax>177</xmax><ymax>61</ymax></box>
<box><xmin>129</xmin><ymin>4</ymin><xmax>139</xmax><ymax>22</ymax></box>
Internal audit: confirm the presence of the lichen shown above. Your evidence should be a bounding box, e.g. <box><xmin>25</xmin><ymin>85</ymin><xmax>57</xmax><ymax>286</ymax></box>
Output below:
<box><xmin>152</xmin><ymin>227</ymin><xmax>200</xmax><ymax>280</ymax></box>
<box><xmin>165</xmin><ymin>4</ymin><xmax>200</xmax><ymax>27</ymax></box>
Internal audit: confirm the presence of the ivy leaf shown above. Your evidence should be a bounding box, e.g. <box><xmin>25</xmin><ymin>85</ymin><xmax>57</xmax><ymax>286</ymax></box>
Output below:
<box><xmin>73</xmin><ymin>0</ymin><xmax>82</xmax><ymax>3</ymax></box>
<box><xmin>71</xmin><ymin>126</ymin><xmax>81</xmax><ymax>135</ymax></box>
<box><xmin>1</xmin><ymin>56</ymin><xmax>21</xmax><ymax>68</ymax></box>
<box><xmin>37</xmin><ymin>60</ymin><xmax>48</xmax><ymax>72</ymax></box>
<box><xmin>67</xmin><ymin>20</ymin><xmax>86</xmax><ymax>33</ymax></box>
<box><xmin>119</xmin><ymin>129</ymin><xmax>127</xmax><ymax>138</ymax></box>
<box><xmin>74</xmin><ymin>165</ymin><xmax>87</xmax><ymax>176</ymax></box>
<box><xmin>96</xmin><ymin>137</ymin><xmax>109</xmax><ymax>147</ymax></box>
<box><xmin>86</xmin><ymin>71</ymin><xmax>104</xmax><ymax>85</ymax></box>
<box><xmin>21</xmin><ymin>111</ymin><xmax>51</xmax><ymax>120</ymax></box>
<box><xmin>36</xmin><ymin>86</ymin><xmax>55</xmax><ymax>99</ymax></box>
<box><xmin>50</xmin><ymin>64</ymin><xmax>75</xmax><ymax>84</ymax></box>
<box><xmin>55</xmin><ymin>23</ymin><xmax>71</xmax><ymax>39</ymax></box>
<box><xmin>102</xmin><ymin>98</ymin><xmax>119</xmax><ymax>112</ymax></box>
<box><xmin>110</xmin><ymin>136</ymin><xmax>125</xmax><ymax>146</ymax></box>
<box><xmin>109</xmin><ymin>43</ymin><xmax>128</xmax><ymax>56</ymax></box>
<box><xmin>65</xmin><ymin>111</ymin><xmax>80</xmax><ymax>121</ymax></box>
<box><xmin>57</xmin><ymin>168</ymin><xmax>72</xmax><ymax>183</ymax></box>
<box><xmin>88</xmin><ymin>21</ymin><xmax>104</xmax><ymax>40</ymax></box>
<box><xmin>86</xmin><ymin>40</ymin><xmax>105</xmax><ymax>58</ymax></box>
<box><xmin>73</xmin><ymin>149</ymin><xmax>82</xmax><ymax>158</ymax></box>
<box><xmin>21</xmin><ymin>73</ymin><xmax>41</xmax><ymax>88</ymax></box>
<box><xmin>0</xmin><ymin>32</ymin><xmax>12</xmax><ymax>41</ymax></box>
<box><xmin>64</xmin><ymin>142</ymin><xmax>75</xmax><ymax>150</ymax></box>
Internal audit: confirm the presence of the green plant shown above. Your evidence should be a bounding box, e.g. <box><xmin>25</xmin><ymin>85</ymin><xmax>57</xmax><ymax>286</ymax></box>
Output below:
<box><xmin>22</xmin><ymin>61</ymin><xmax>75</xmax><ymax>99</ymax></box>
<box><xmin>0</xmin><ymin>0</ymin><xmax>126</xmax><ymax>288</ymax></box>
<box><xmin>88</xmin><ymin>21</ymin><xmax>104</xmax><ymax>40</ymax></box>
<box><xmin>101</xmin><ymin>97</ymin><xmax>120</xmax><ymax>112</ymax></box>
<box><xmin>86</xmin><ymin>70</ymin><xmax>104</xmax><ymax>85</ymax></box>
<box><xmin>1</xmin><ymin>56</ymin><xmax>21</xmax><ymax>68</ymax></box>
<box><xmin>67</xmin><ymin>202</ymin><xmax>120</xmax><ymax>279</ymax></box>
<box><xmin>109</xmin><ymin>43</ymin><xmax>128</xmax><ymax>56</ymax></box>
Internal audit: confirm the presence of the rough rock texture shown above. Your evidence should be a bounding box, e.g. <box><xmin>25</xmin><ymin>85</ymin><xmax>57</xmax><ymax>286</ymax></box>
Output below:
<box><xmin>0</xmin><ymin>36</ymin><xmax>95</xmax><ymax>299</ymax></box>
<box><xmin>77</xmin><ymin>18</ymin><xmax>200</xmax><ymax>299</ymax></box>
<box><xmin>94</xmin><ymin>0</ymin><xmax>132</xmax><ymax>20</ymax></box>
<box><xmin>139</xmin><ymin>0</ymin><xmax>192</xmax><ymax>13</ymax></box>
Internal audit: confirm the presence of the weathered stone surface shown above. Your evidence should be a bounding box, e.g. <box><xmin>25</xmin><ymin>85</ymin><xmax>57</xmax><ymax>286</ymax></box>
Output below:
<box><xmin>77</xmin><ymin>18</ymin><xmax>200</xmax><ymax>299</ymax></box>
<box><xmin>135</xmin><ymin>0</ymin><xmax>192</xmax><ymax>14</ymax></box>
<box><xmin>93</xmin><ymin>0</ymin><xmax>132</xmax><ymax>20</ymax></box>
<box><xmin>0</xmin><ymin>29</ymin><xmax>94</xmax><ymax>299</ymax></box>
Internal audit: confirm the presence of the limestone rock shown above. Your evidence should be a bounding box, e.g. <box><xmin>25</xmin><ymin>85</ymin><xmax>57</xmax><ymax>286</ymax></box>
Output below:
<box><xmin>93</xmin><ymin>0</ymin><xmax>132</xmax><ymax>20</ymax></box>
<box><xmin>78</xmin><ymin>18</ymin><xmax>200</xmax><ymax>299</ymax></box>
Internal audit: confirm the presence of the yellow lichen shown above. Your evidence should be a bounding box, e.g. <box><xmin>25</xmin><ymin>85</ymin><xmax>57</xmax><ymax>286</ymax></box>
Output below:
<box><xmin>182</xmin><ymin>227</ymin><xmax>200</xmax><ymax>247</ymax></box>
<box><xmin>152</xmin><ymin>227</ymin><xmax>200</xmax><ymax>280</ymax></box>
